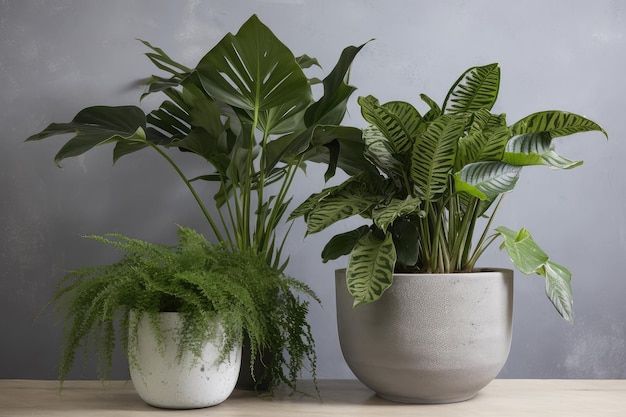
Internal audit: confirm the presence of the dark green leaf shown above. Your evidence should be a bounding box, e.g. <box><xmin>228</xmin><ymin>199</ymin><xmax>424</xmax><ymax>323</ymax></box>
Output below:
<box><xmin>25</xmin><ymin>106</ymin><xmax>147</xmax><ymax>165</ymax></box>
<box><xmin>196</xmin><ymin>15</ymin><xmax>311</xmax><ymax>127</ymax></box>
<box><xmin>321</xmin><ymin>225</ymin><xmax>370</xmax><ymax>263</ymax></box>
<box><xmin>391</xmin><ymin>218</ymin><xmax>420</xmax><ymax>266</ymax></box>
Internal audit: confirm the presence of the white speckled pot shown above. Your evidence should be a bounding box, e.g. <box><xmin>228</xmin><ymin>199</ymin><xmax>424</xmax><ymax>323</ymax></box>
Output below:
<box><xmin>128</xmin><ymin>312</ymin><xmax>241</xmax><ymax>409</ymax></box>
<box><xmin>336</xmin><ymin>268</ymin><xmax>513</xmax><ymax>404</ymax></box>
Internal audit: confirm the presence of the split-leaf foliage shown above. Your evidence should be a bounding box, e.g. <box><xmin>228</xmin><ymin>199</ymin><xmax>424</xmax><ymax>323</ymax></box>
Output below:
<box><xmin>27</xmin><ymin>15</ymin><xmax>367</xmax><ymax>392</ymax></box>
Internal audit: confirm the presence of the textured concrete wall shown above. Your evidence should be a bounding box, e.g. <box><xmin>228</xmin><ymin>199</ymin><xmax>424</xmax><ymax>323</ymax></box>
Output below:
<box><xmin>1</xmin><ymin>0</ymin><xmax>624</xmax><ymax>380</ymax></box>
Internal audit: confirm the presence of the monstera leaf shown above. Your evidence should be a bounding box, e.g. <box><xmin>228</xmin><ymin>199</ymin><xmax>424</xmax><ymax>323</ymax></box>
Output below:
<box><xmin>195</xmin><ymin>15</ymin><xmax>311</xmax><ymax>136</ymax></box>
<box><xmin>25</xmin><ymin>106</ymin><xmax>148</xmax><ymax>165</ymax></box>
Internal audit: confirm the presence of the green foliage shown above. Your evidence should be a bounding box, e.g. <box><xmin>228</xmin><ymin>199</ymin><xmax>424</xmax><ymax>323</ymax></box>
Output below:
<box><xmin>25</xmin><ymin>15</ymin><xmax>370</xmax><ymax>271</ymax></box>
<box><xmin>292</xmin><ymin>63</ymin><xmax>607</xmax><ymax>322</ymax></box>
<box><xmin>26</xmin><ymin>15</ymin><xmax>365</xmax><ymax>392</ymax></box>
<box><xmin>51</xmin><ymin>227</ymin><xmax>318</xmax><ymax>394</ymax></box>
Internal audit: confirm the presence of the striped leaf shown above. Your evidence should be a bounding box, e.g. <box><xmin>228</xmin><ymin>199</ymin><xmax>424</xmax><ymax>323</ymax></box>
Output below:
<box><xmin>442</xmin><ymin>63</ymin><xmax>500</xmax><ymax>114</ymax></box>
<box><xmin>358</xmin><ymin>95</ymin><xmax>422</xmax><ymax>154</ymax></box>
<box><xmin>372</xmin><ymin>196</ymin><xmax>423</xmax><ymax>232</ymax></box>
<box><xmin>496</xmin><ymin>226</ymin><xmax>573</xmax><ymax>323</ymax></box>
<box><xmin>419</xmin><ymin>93</ymin><xmax>442</xmax><ymax>121</ymax></box>
<box><xmin>304</xmin><ymin>178</ymin><xmax>379</xmax><ymax>234</ymax></box>
<box><xmin>362</xmin><ymin>125</ymin><xmax>405</xmax><ymax>186</ymax></box>
<box><xmin>503</xmin><ymin>132</ymin><xmax>583</xmax><ymax>169</ymax></box>
<box><xmin>455</xmin><ymin>109</ymin><xmax>509</xmax><ymax>170</ymax></box>
<box><xmin>455</xmin><ymin>161</ymin><xmax>521</xmax><ymax>200</ymax></box>
<box><xmin>509</xmin><ymin>110</ymin><xmax>607</xmax><ymax>139</ymax></box>
<box><xmin>542</xmin><ymin>260</ymin><xmax>574</xmax><ymax>324</ymax></box>
<box><xmin>347</xmin><ymin>231</ymin><xmax>397</xmax><ymax>306</ymax></box>
<box><xmin>411</xmin><ymin>114</ymin><xmax>469</xmax><ymax>201</ymax></box>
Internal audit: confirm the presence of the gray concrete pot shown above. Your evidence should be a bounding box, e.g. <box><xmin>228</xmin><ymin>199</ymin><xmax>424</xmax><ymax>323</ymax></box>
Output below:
<box><xmin>335</xmin><ymin>268</ymin><xmax>513</xmax><ymax>403</ymax></box>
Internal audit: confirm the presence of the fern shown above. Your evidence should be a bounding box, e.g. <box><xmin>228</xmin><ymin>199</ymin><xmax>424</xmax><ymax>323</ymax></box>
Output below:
<box><xmin>51</xmin><ymin>226</ymin><xmax>317</xmax><ymax>394</ymax></box>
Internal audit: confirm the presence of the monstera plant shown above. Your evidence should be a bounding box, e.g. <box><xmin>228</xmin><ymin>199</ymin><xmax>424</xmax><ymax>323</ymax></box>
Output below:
<box><xmin>292</xmin><ymin>63</ymin><xmax>607</xmax><ymax>322</ymax></box>
<box><xmin>26</xmin><ymin>15</ymin><xmax>369</xmax><ymax>393</ymax></box>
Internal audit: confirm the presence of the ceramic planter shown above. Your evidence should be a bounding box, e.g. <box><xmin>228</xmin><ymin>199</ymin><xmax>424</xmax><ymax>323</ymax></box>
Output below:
<box><xmin>128</xmin><ymin>312</ymin><xmax>241</xmax><ymax>409</ymax></box>
<box><xmin>335</xmin><ymin>268</ymin><xmax>513</xmax><ymax>403</ymax></box>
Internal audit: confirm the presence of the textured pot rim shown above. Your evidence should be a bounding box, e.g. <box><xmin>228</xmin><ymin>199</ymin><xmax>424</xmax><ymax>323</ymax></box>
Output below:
<box><xmin>335</xmin><ymin>267</ymin><xmax>514</xmax><ymax>279</ymax></box>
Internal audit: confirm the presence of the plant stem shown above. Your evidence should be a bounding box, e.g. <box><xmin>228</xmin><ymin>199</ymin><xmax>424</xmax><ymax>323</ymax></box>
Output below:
<box><xmin>145</xmin><ymin>141</ymin><xmax>225</xmax><ymax>243</ymax></box>
<box><xmin>465</xmin><ymin>195</ymin><xmax>505</xmax><ymax>269</ymax></box>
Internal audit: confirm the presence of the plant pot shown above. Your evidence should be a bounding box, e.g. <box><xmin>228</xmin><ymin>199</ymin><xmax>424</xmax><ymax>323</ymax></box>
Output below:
<box><xmin>236</xmin><ymin>332</ymin><xmax>273</xmax><ymax>391</ymax></box>
<box><xmin>335</xmin><ymin>268</ymin><xmax>513</xmax><ymax>404</ymax></box>
<box><xmin>128</xmin><ymin>312</ymin><xmax>241</xmax><ymax>409</ymax></box>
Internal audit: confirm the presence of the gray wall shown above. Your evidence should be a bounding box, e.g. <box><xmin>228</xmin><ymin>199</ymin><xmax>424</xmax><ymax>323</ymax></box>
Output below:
<box><xmin>1</xmin><ymin>0</ymin><xmax>624</xmax><ymax>380</ymax></box>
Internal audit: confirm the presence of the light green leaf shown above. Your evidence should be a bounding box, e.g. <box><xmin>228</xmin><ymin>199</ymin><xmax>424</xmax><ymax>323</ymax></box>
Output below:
<box><xmin>496</xmin><ymin>227</ymin><xmax>549</xmax><ymax>274</ymax></box>
<box><xmin>411</xmin><ymin>114</ymin><xmax>470</xmax><ymax>201</ymax></box>
<box><xmin>455</xmin><ymin>161</ymin><xmax>521</xmax><ymax>200</ymax></box>
<box><xmin>542</xmin><ymin>260</ymin><xmax>573</xmax><ymax>323</ymax></box>
<box><xmin>347</xmin><ymin>231</ymin><xmax>397</xmax><ymax>306</ymax></box>
<box><xmin>442</xmin><ymin>63</ymin><xmax>500</xmax><ymax>114</ymax></box>
<box><xmin>504</xmin><ymin>132</ymin><xmax>583</xmax><ymax>169</ymax></box>
<box><xmin>372</xmin><ymin>196</ymin><xmax>422</xmax><ymax>232</ymax></box>
<box><xmin>497</xmin><ymin>226</ymin><xmax>574</xmax><ymax>323</ymax></box>
<box><xmin>321</xmin><ymin>225</ymin><xmax>370</xmax><ymax>263</ymax></box>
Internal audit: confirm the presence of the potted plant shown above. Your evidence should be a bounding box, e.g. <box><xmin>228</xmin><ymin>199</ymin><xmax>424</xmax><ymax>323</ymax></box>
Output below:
<box><xmin>49</xmin><ymin>226</ymin><xmax>316</xmax><ymax>409</ymax></box>
<box><xmin>27</xmin><ymin>15</ymin><xmax>368</xmax><ymax>393</ymax></box>
<box><xmin>292</xmin><ymin>63</ymin><xmax>607</xmax><ymax>403</ymax></box>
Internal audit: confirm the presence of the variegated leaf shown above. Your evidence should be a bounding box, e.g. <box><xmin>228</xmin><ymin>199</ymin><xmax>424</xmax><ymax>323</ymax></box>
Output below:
<box><xmin>504</xmin><ymin>132</ymin><xmax>583</xmax><ymax>169</ymax></box>
<box><xmin>358</xmin><ymin>95</ymin><xmax>422</xmax><ymax>154</ymax></box>
<box><xmin>442</xmin><ymin>63</ymin><xmax>500</xmax><ymax>114</ymax></box>
<box><xmin>542</xmin><ymin>260</ymin><xmax>573</xmax><ymax>324</ymax></box>
<box><xmin>305</xmin><ymin>179</ymin><xmax>378</xmax><ymax>234</ymax></box>
<box><xmin>455</xmin><ymin>161</ymin><xmax>521</xmax><ymax>200</ymax></box>
<box><xmin>455</xmin><ymin>109</ymin><xmax>509</xmax><ymax>170</ymax></box>
<box><xmin>363</xmin><ymin>125</ymin><xmax>405</xmax><ymax>186</ymax></box>
<box><xmin>509</xmin><ymin>110</ymin><xmax>607</xmax><ymax>139</ymax></box>
<box><xmin>372</xmin><ymin>197</ymin><xmax>422</xmax><ymax>232</ymax></box>
<box><xmin>411</xmin><ymin>114</ymin><xmax>469</xmax><ymax>201</ymax></box>
<box><xmin>347</xmin><ymin>231</ymin><xmax>397</xmax><ymax>306</ymax></box>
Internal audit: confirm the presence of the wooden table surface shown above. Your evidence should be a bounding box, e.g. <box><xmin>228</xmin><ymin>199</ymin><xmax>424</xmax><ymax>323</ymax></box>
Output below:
<box><xmin>1</xmin><ymin>379</ymin><xmax>625</xmax><ymax>416</ymax></box>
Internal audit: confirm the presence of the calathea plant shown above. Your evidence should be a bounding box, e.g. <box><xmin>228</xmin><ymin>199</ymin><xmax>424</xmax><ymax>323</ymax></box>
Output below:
<box><xmin>26</xmin><ymin>15</ymin><xmax>368</xmax><ymax>392</ymax></box>
<box><xmin>292</xmin><ymin>63</ymin><xmax>606</xmax><ymax>323</ymax></box>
